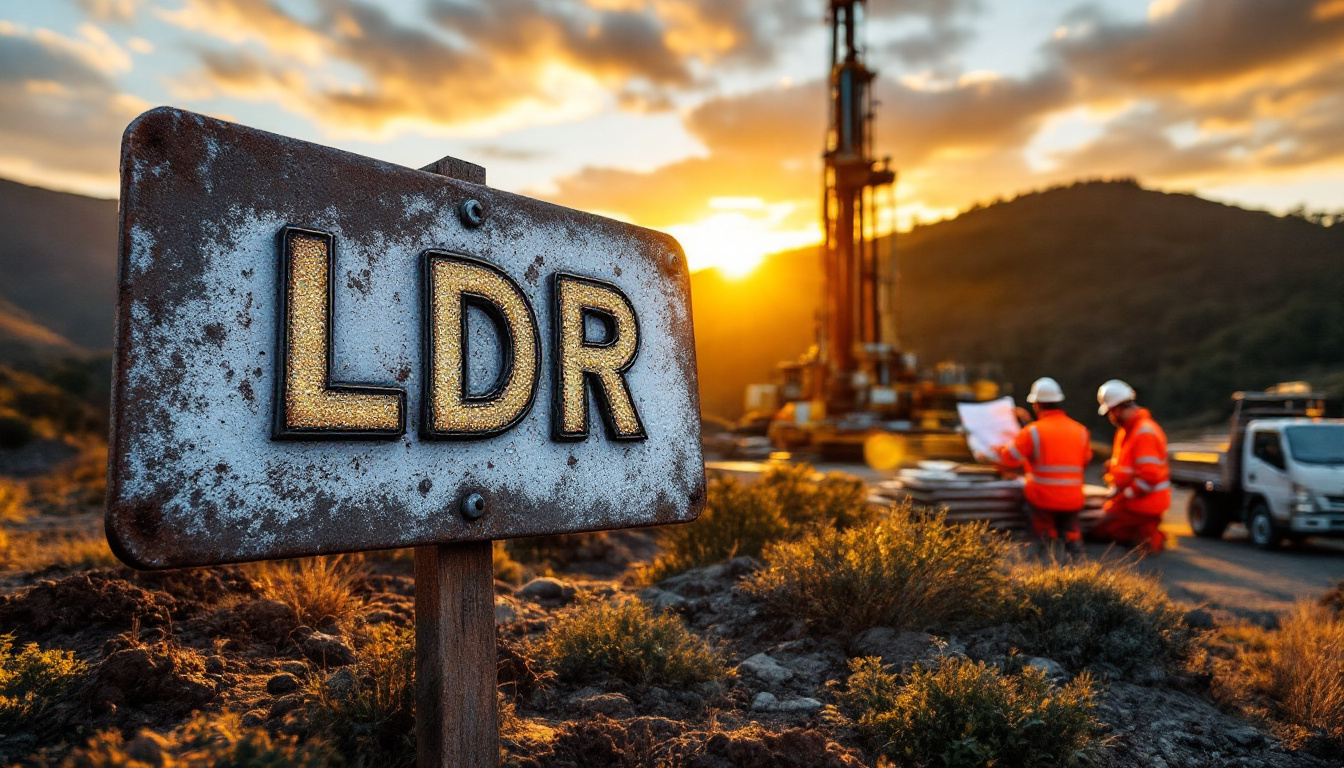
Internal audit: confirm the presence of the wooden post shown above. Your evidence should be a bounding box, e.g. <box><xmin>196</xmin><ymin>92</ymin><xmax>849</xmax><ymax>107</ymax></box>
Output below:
<box><xmin>416</xmin><ymin>155</ymin><xmax>498</xmax><ymax>768</ymax></box>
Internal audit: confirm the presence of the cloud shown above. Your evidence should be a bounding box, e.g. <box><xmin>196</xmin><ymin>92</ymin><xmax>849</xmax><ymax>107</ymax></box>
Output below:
<box><xmin>0</xmin><ymin>23</ymin><xmax>148</xmax><ymax>196</ymax></box>
<box><xmin>546</xmin><ymin>0</ymin><xmax>1344</xmax><ymax>241</ymax></box>
<box><xmin>1053</xmin><ymin>0</ymin><xmax>1344</xmax><ymax>89</ymax></box>
<box><xmin>73</xmin><ymin>0</ymin><xmax>146</xmax><ymax>23</ymax></box>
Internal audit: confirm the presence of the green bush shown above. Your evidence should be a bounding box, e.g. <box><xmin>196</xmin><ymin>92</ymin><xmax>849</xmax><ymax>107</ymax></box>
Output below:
<box><xmin>61</xmin><ymin>712</ymin><xmax>336</xmax><ymax>767</ymax></box>
<box><xmin>1011</xmin><ymin>560</ymin><xmax>1193</xmax><ymax>675</ymax></box>
<box><xmin>841</xmin><ymin>655</ymin><xmax>1101</xmax><ymax>767</ymax></box>
<box><xmin>0</xmin><ymin>415</ymin><xmax>32</xmax><ymax>449</ymax></box>
<box><xmin>0</xmin><ymin>633</ymin><xmax>86</xmax><ymax>728</ymax></box>
<box><xmin>542</xmin><ymin>598</ymin><xmax>728</xmax><ymax>689</ymax></box>
<box><xmin>304</xmin><ymin>623</ymin><xmax>416</xmax><ymax>768</ymax></box>
<box><xmin>645</xmin><ymin>465</ymin><xmax>876</xmax><ymax>581</ymax></box>
<box><xmin>746</xmin><ymin>509</ymin><xmax>1012</xmax><ymax>636</ymax></box>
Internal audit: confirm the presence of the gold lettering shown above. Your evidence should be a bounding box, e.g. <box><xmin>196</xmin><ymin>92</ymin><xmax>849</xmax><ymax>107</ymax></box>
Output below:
<box><xmin>552</xmin><ymin>274</ymin><xmax>645</xmax><ymax>440</ymax></box>
<box><xmin>423</xmin><ymin>253</ymin><xmax>539</xmax><ymax>438</ymax></box>
<box><xmin>274</xmin><ymin>228</ymin><xmax>405</xmax><ymax>438</ymax></box>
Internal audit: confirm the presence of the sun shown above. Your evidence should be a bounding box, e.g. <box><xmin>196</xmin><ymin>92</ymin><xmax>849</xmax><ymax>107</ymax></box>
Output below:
<box><xmin>663</xmin><ymin>198</ymin><xmax>822</xmax><ymax>279</ymax></box>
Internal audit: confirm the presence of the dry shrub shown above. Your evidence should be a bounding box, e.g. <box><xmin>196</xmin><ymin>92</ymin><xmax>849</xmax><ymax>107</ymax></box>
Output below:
<box><xmin>1213</xmin><ymin>603</ymin><xmax>1344</xmax><ymax>752</ymax></box>
<box><xmin>304</xmin><ymin>623</ymin><xmax>416</xmax><ymax>768</ymax></box>
<box><xmin>840</xmin><ymin>655</ymin><xmax>1102</xmax><ymax>767</ymax></box>
<box><xmin>494</xmin><ymin>540</ymin><xmax>525</xmax><ymax>584</ymax></box>
<box><xmin>745</xmin><ymin>509</ymin><xmax>1012</xmax><ymax>636</ymax></box>
<box><xmin>61</xmin><ymin>711</ymin><xmax>335</xmax><ymax>767</ymax></box>
<box><xmin>0</xmin><ymin>530</ymin><xmax>117</xmax><ymax>572</ymax></box>
<box><xmin>0</xmin><ymin>633</ymin><xmax>87</xmax><ymax>728</ymax></box>
<box><xmin>1011</xmin><ymin>559</ymin><xmax>1192</xmax><ymax>675</ymax></box>
<box><xmin>254</xmin><ymin>555</ymin><xmax>365</xmax><ymax>629</ymax></box>
<box><xmin>541</xmin><ymin>598</ymin><xmax>728</xmax><ymax>689</ymax></box>
<box><xmin>645</xmin><ymin>465</ymin><xmax>875</xmax><ymax>582</ymax></box>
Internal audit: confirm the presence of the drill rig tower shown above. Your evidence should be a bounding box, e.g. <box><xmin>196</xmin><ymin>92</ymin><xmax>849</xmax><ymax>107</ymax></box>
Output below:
<box><xmin>822</xmin><ymin>0</ymin><xmax>896</xmax><ymax>413</ymax></box>
<box><xmin>763</xmin><ymin>0</ymin><xmax>1000</xmax><ymax>461</ymax></box>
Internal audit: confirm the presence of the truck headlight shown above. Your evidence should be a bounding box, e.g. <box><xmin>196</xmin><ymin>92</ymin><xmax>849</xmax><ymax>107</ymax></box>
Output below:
<box><xmin>1293</xmin><ymin>484</ymin><xmax>1317</xmax><ymax>513</ymax></box>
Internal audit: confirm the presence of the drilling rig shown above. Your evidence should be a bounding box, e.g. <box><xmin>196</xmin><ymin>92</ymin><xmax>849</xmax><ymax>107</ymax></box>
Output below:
<box><xmin>766</xmin><ymin>0</ymin><xmax>1001</xmax><ymax>462</ymax></box>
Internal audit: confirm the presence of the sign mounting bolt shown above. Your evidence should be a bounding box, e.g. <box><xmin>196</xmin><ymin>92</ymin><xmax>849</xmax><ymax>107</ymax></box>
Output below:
<box><xmin>458</xmin><ymin>199</ymin><xmax>486</xmax><ymax>228</ymax></box>
<box><xmin>461</xmin><ymin>492</ymin><xmax>487</xmax><ymax>520</ymax></box>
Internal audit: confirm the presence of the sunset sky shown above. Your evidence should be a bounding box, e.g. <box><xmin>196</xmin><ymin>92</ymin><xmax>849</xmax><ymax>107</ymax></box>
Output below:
<box><xmin>3</xmin><ymin>0</ymin><xmax>1344</xmax><ymax>274</ymax></box>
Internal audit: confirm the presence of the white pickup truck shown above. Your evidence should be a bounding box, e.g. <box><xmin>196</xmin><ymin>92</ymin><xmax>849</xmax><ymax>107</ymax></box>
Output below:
<box><xmin>1168</xmin><ymin>389</ymin><xmax>1344</xmax><ymax>549</ymax></box>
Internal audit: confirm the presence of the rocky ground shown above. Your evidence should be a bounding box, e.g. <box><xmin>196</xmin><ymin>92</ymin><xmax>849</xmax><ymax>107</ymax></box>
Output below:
<box><xmin>0</xmin><ymin>442</ymin><xmax>1340</xmax><ymax>766</ymax></box>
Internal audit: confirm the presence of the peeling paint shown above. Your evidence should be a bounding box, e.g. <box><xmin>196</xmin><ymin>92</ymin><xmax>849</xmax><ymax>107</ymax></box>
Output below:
<box><xmin>107</xmin><ymin>107</ymin><xmax>705</xmax><ymax>569</ymax></box>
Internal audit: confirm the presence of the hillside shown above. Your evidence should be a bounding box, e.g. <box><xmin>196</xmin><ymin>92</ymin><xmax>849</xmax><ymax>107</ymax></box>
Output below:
<box><xmin>692</xmin><ymin>181</ymin><xmax>1344</xmax><ymax>427</ymax></box>
<box><xmin>4</xmin><ymin>177</ymin><xmax>1343</xmax><ymax>429</ymax></box>
<box><xmin>0</xmin><ymin>179</ymin><xmax>118</xmax><ymax>349</ymax></box>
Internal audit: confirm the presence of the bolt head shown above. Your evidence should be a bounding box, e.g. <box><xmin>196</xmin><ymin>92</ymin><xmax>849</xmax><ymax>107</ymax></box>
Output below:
<box><xmin>458</xmin><ymin>199</ymin><xmax>486</xmax><ymax>228</ymax></box>
<box><xmin>461</xmin><ymin>492</ymin><xmax>486</xmax><ymax>520</ymax></box>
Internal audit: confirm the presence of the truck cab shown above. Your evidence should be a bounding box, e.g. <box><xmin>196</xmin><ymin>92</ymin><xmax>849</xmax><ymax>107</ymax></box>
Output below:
<box><xmin>1241</xmin><ymin>419</ymin><xmax>1344</xmax><ymax>546</ymax></box>
<box><xmin>1169</xmin><ymin>387</ymin><xmax>1344</xmax><ymax>549</ymax></box>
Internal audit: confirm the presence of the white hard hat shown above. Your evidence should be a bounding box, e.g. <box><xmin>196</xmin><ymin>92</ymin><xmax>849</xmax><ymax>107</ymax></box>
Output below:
<box><xmin>1097</xmin><ymin>379</ymin><xmax>1137</xmax><ymax>415</ymax></box>
<box><xmin>1026</xmin><ymin>377</ymin><xmax>1065</xmax><ymax>404</ymax></box>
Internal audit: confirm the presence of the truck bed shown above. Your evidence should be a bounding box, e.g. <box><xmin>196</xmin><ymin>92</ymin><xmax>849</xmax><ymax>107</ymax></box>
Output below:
<box><xmin>1168</xmin><ymin>438</ymin><xmax>1229</xmax><ymax>491</ymax></box>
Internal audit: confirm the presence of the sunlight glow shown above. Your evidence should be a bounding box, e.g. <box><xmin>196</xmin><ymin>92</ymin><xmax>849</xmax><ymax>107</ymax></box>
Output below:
<box><xmin>665</xmin><ymin>202</ymin><xmax>821</xmax><ymax>278</ymax></box>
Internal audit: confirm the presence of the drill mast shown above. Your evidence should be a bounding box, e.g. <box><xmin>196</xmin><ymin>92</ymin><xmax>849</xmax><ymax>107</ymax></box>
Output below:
<box><xmin>821</xmin><ymin>0</ymin><xmax>896</xmax><ymax>412</ymax></box>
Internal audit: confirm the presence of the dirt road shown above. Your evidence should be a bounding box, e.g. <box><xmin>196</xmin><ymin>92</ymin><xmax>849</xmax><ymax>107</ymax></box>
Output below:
<box><xmin>1121</xmin><ymin>487</ymin><xmax>1344</xmax><ymax>621</ymax></box>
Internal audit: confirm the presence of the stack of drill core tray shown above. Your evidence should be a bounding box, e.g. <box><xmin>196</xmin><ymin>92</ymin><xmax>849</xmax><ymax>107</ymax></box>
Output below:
<box><xmin>873</xmin><ymin>461</ymin><xmax>1110</xmax><ymax>531</ymax></box>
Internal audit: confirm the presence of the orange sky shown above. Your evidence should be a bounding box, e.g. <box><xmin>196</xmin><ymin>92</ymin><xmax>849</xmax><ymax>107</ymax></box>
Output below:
<box><xmin>2</xmin><ymin>0</ymin><xmax>1344</xmax><ymax>274</ymax></box>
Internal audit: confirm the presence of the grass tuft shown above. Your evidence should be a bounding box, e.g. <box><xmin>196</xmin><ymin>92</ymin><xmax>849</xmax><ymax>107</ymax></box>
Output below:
<box><xmin>303</xmin><ymin>622</ymin><xmax>416</xmax><ymax>768</ymax></box>
<box><xmin>0</xmin><ymin>633</ymin><xmax>87</xmax><ymax>728</ymax></box>
<box><xmin>643</xmin><ymin>465</ymin><xmax>875</xmax><ymax>582</ymax></box>
<box><xmin>841</xmin><ymin>655</ymin><xmax>1102</xmax><ymax>767</ymax></box>
<box><xmin>1213</xmin><ymin>602</ymin><xmax>1344</xmax><ymax>751</ymax></box>
<box><xmin>541</xmin><ymin>598</ymin><xmax>728</xmax><ymax>689</ymax></box>
<box><xmin>61</xmin><ymin>711</ymin><xmax>336</xmax><ymax>767</ymax></box>
<box><xmin>254</xmin><ymin>555</ymin><xmax>366</xmax><ymax>629</ymax></box>
<box><xmin>1011</xmin><ymin>559</ymin><xmax>1192</xmax><ymax>674</ymax></box>
<box><xmin>745</xmin><ymin>508</ymin><xmax>1012</xmax><ymax>636</ymax></box>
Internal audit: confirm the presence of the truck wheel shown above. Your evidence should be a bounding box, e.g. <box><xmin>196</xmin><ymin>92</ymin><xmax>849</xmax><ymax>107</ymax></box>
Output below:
<box><xmin>1248</xmin><ymin>501</ymin><xmax>1282</xmax><ymax>550</ymax></box>
<box><xmin>1188</xmin><ymin>492</ymin><xmax>1229</xmax><ymax>539</ymax></box>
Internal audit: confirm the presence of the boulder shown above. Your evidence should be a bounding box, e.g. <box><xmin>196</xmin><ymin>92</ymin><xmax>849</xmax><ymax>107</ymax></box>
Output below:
<box><xmin>517</xmin><ymin>577</ymin><xmax>577</xmax><ymax>602</ymax></box>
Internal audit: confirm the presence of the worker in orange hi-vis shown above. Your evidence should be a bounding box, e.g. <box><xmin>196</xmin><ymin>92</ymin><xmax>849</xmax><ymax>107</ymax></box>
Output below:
<box><xmin>1090</xmin><ymin>379</ymin><xmax>1171</xmax><ymax>553</ymax></box>
<box><xmin>985</xmin><ymin>377</ymin><xmax>1092</xmax><ymax>559</ymax></box>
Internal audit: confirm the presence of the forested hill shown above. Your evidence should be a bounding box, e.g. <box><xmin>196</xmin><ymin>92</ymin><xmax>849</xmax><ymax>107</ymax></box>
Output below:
<box><xmin>691</xmin><ymin>180</ymin><xmax>1344</xmax><ymax>428</ymax></box>
<box><xmin>4</xmin><ymin>176</ymin><xmax>1343</xmax><ymax>430</ymax></box>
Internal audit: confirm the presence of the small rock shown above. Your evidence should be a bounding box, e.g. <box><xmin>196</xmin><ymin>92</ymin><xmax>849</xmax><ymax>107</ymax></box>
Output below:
<box><xmin>204</xmin><ymin>656</ymin><xmax>225</xmax><ymax>675</ymax></box>
<box><xmin>1183</xmin><ymin>608</ymin><xmax>1216</xmax><ymax>630</ymax></box>
<box><xmin>751</xmin><ymin>692</ymin><xmax>779</xmax><ymax>711</ymax></box>
<box><xmin>639</xmin><ymin>587</ymin><xmax>688</xmax><ymax>611</ymax></box>
<box><xmin>579</xmin><ymin>692</ymin><xmax>635</xmax><ymax>719</ymax></box>
<box><xmin>738</xmin><ymin>653</ymin><xmax>794</xmax><ymax>684</ymax></box>
<box><xmin>268</xmin><ymin>694</ymin><xmax>302</xmax><ymax>720</ymax></box>
<box><xmin>1226</xmin><ymin>726</ymin><xmax>1265</xmax><ymax>748</ymax></box>
<box><xmin>751</xmin><ymin>692</ymin><xmax>823</xmax><ymax>713</ymax></box>
<box><xmin>302</xmin><ymin>632</ymin><xmax>356</xmax><ymax>667</ymax></box>
<box><xmin>517</xmin><ymin>577</ymin><xmax>576</xmax><ymax>602</ymax></box>
<box><xmin>266</xmin><ymin>672</ymin><xmax>300</xmax><ymax>695</ymax></box>
<box><xmin>279</xmin><ymin>660</ymin><xmax>310</xmax><ymax>676</ymax></box>
<box><xmin>849</xmin><ymin>627</ymin><xmax>936</xmax><ymax>664</ymax></box>
<box><xmin>727</xmin><ymin>556</ymin><xmax>761</xmax><ymax>576</ymax></box>
<box><xmin>241</xmin><ymin>709</ymin><xmax>267</xmax><ymax>727</ymax></box>
<box><xmin>125</xmin><ymin>732</ymin><xmax>169</xmax><ymax>764</ymax></box>
<box><xmin>324</xmin><ymin>667</ymin><xmax>356</xmax><ymax>698</ymax></box>
<box><xmin>495</xmin><ymin>596</ymin><xmax>521</xmax><ymax>625</ymax></box>
<box><xmin>364</xmin><ymin>609</ymin><xmax>396</xmax><ymax>625</ymax></box>
<box><xmin>1025</xmin><ymin>657</ymin><xmax>1067</xmax><ymax>679</ymax></box>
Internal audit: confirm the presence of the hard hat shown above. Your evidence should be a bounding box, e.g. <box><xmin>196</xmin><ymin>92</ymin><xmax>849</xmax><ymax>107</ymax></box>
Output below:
<box><xmin>1026</xmin><ymin>377</ymin><xmax>1065</xmax><ymax>404</ymax></box>
<box><xmin>1097</xmin><ymin>379</ymin><xmax>1137</xmax><ymax>415</ymax></box>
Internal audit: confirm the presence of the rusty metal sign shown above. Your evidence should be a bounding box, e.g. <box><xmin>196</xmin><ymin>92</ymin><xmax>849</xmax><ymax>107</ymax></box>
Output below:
<box><xmin>107</xmin><ymin>107</ymin><xmax>704</xmax><ymax>568</ymax></box>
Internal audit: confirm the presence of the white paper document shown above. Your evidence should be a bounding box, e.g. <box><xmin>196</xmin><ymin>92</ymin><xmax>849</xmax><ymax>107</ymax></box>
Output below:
<box><xmin>957</xmin><ymin>396</ymin><xmax>1021</xmax><ymax>459</ymax></box>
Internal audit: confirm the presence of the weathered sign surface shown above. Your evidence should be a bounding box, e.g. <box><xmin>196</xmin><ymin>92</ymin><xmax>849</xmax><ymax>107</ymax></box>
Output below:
<box><xmin>107</xmin><ymin>107</ymin><xmax>704</xmax><ymax>569</ymax></box>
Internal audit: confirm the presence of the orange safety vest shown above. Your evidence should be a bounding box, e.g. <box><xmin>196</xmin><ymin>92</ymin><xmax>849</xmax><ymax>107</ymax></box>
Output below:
<box><xmin>1105</xmin><ymin>408</ymin><xmax>1170</xmax><ymax>516</ymax></box>
<box><xmin>997</xmin><ymin>409</ymin><xmax>1092</xmax><ymax>512</ymax></box>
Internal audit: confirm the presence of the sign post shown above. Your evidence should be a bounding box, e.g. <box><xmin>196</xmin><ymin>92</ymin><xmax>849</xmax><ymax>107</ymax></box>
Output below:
<box><xmin>107</xmin><ymin>107</ymin><xmax>705</xmax><ymax>767</ymax></box>
<box><xmin>415</xmin><ymin>155</ymin><xmax>497</xmax><ymax>767</ymax></box>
